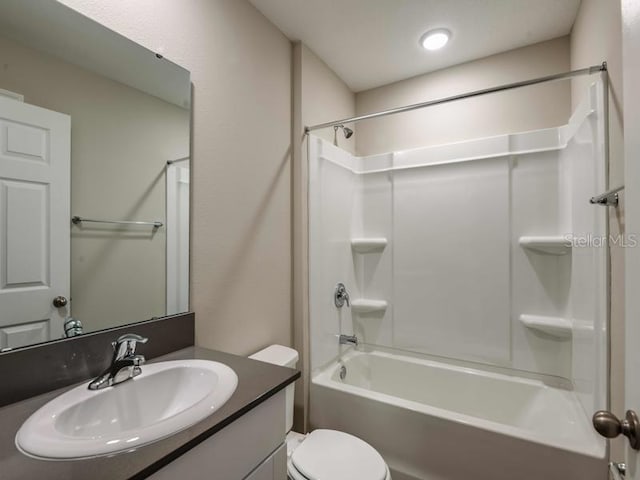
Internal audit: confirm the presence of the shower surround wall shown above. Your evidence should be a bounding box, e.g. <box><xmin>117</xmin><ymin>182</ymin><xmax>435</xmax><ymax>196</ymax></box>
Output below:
<box><xmin>308</xmin><ymin>79</ymin><xmax>608</xmax><ymax>477</ymax></box>
<box><xmin>310</xmin><ymin>134</ymin><xmax>579</xmax><ymax>377</ymax></box>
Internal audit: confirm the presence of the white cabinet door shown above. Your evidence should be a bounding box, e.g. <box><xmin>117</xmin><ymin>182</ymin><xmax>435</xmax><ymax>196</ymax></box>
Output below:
<box><xmin>244</xmin><ymin>444</ymin><xmax>286</xmax><ymax>480</ymax></box>
<box><xmin>148</xmin><ymin>390</ymin><xmax>286</xmax><ymax>480</ymax></box>
<box><xmin>0</xmin><ymin>97</ymin><xmax>70</xmax><ymax>349</ymax></box>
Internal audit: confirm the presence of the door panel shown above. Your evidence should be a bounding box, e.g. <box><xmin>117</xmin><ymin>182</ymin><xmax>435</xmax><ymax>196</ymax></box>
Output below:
<box><xmin>5</xmin><ymin>122</ymin><xmax>49</xmax><ymax>161</ymax></box>
<box><xmin>0</xmin><ymin>321</ymin><xmax>49</xmax><ymax>350</ymax></box>
<box><xmin>3</xmin><ymin>180</ymin><xmax>48</xmax><ymax>286</ymax></box>
<box><xmin>0</xmin><ymin>97</ymin><xmax>70</xmax><ymax>349</ymax></box>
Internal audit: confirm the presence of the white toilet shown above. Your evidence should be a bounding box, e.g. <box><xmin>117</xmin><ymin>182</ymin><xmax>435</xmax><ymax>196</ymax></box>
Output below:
<box><xmin>250</xmin><ymin>345</ymin><xmax>391</xmax><ymax>480</ymax></box>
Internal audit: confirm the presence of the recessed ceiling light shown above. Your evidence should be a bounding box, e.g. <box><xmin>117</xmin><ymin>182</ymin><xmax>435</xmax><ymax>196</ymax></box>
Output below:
<box><xmin>420</xmin><ymin>29</ymin><xmax>451</xmax><ymax>51</ymax></box>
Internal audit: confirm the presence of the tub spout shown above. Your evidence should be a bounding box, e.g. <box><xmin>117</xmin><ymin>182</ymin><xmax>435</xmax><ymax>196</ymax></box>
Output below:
<box><xmin>339</xmin><ymin>334</ymin><xmax>358</xmax><ymax>347</ymax></box>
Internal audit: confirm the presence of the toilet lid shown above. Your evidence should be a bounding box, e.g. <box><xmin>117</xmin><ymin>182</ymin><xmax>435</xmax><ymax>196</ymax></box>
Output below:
<box><xmin>291</xmin><ymin>429</ymin><xmax>387</xmax><ymax>480</ymax></box>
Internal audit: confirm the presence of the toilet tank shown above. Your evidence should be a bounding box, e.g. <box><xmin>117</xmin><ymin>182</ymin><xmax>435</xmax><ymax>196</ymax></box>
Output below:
<box><xmin>249</xmin><ymin>345</ymin><xmax>299</xmax><ymax>433</ymax></box>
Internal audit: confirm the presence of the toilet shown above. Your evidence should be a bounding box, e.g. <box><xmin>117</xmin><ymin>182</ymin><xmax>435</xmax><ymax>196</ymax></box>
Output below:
<box><xmin>250</xmin><ymin>345</ymin><xmax>391</xmax><ymax>480</ymax></box>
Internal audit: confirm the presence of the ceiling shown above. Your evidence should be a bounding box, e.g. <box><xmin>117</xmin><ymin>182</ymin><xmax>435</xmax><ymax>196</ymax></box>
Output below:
<box><xmin>248</xmin><ymin>0</ymin><xmax>581</xmax><ymax>92</ymax></box>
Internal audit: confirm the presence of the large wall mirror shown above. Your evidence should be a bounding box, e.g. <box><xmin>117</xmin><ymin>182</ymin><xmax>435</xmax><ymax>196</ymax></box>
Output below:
<box><xmin>0</xmin><ymin>0</ymin><xmax>191</xmax><ymax>351</ymax></box>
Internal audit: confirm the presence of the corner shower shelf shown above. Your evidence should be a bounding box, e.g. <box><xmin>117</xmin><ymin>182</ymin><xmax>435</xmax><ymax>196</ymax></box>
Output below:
<box><xmin>519</xmin><ymin>314</ymin><xmax>572</xmax><ymax>339</ymax></box>
<box><xmin>351</xmin><ymin>299</ymin><xmax>388</xmax><ymax>314</ymax></box>
<box><xmin>518</xmin><ymin>236</ymin><xmax>572</xmax><ymax>256</ymax></box>
<box><xmin>350</xmin><ymin>238</ymin><xmax>388</xmax><ymax>253</ymax></box>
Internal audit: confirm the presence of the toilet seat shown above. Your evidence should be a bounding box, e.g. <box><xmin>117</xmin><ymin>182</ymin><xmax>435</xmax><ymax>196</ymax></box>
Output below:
<box><xmin>288</xmin><ymin>429</ymin><xmax>388</xmax><ymax>480</ymax></box>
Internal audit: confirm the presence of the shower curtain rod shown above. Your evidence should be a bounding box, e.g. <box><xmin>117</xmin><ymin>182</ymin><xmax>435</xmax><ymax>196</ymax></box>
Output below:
<box><xmin>304</xmin><ymin>62</ymin><xmax>607</xmax><ymax>133</ymax></box>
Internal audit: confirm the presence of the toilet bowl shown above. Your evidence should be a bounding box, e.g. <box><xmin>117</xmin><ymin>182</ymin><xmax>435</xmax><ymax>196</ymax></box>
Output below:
<box><xmin>249</xmin><ymin>345</ymin><xmax>391</xmax><ymax>480</ymax></box>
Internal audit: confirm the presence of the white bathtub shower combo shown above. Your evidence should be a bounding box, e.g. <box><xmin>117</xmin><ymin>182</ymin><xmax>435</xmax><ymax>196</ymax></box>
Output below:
<box><xmin>308</xmin><ymin>77</ymin><xmax>609</xmax><ymax>480</ymax></box>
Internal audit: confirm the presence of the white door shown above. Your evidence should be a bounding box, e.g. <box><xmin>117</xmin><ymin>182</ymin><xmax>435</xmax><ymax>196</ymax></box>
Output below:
<box><xmin>623</xmin><ymin>0</ymin><xmax>640</xmax><ymax>477</ymax></box>
<box><xmin>0</xmin><ymin>97</ymin><xmax>70</xmax><ymax>349</ymax></box>
<box><xmin>166</xmin><ymin>159</ymin><xmax>189</xmax><ymax>315</ymax></box>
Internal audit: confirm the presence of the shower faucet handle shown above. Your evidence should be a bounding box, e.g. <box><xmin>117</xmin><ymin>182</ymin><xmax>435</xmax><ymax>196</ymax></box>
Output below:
<box><xmin>334</xmin><ymin>283</ymin><xmax>350</xmax><ymax>308</ymax></box>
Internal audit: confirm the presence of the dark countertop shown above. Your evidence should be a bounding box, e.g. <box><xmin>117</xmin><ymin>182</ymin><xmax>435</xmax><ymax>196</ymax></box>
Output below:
<box><xmin>0</xmin><ymin>346</ymin><xmax>300</xmax><ymax>480</ymax></box>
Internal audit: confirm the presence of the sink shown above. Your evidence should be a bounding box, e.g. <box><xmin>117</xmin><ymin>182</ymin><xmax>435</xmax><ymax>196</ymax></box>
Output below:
<box><xmin>15</xmin><ymin>359</ymin><xmax>238</xmax><ymax>460</ymax></box>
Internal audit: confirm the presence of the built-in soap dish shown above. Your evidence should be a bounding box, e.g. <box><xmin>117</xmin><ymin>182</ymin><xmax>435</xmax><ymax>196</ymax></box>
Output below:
<box><xmin>350</xmin><ymin>238</ymin><xmax>387</xmax><ymax>253</ymax></box>
<box><xmin>519</xmin><ymin>236</ymin><xmax>571</xmax><ymax>256</ymax></box>
<box><xmin>520</xmin><ymin>314</ymin><xmax>572</xmax><ymax>339</ymax></box>
<box><xmin>351</xmin><ymin>299</ymin><xmax>388</xmax><ymax>313</ymax></box>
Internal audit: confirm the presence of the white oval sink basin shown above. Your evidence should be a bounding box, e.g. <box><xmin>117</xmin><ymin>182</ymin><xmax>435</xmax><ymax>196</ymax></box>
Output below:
<box><xmin>15</xmin><ymin>359</ymin><xmax>238</xmax><ymax>460</ymax></box>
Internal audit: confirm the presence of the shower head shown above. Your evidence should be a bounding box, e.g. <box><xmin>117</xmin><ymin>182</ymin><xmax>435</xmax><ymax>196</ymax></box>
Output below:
<box><xmin>333</xmin><ymin>124</ymin><xmax>354</xmax><ymax>144</ymax></box>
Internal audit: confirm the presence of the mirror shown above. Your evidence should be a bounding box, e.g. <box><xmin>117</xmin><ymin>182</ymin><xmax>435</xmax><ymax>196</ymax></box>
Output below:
<box><xmin>0</xmin><ymin>0</ymin><xmax>191</xmax><ymax>350</ymax></box>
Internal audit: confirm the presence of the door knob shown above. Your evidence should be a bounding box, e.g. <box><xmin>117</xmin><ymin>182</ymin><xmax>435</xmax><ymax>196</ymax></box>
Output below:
<box><xmin>592</xmin><ymin>410</ymin><xmax>640</xmax><ymax>450</ymax></box>
<box><xmin>52</xmin><ymin>296</ymin><xmax>68</xmax><ymax>308</ymax></box>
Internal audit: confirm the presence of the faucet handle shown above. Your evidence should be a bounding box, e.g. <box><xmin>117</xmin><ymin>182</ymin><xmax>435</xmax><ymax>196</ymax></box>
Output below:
<box><xmin>112</xmin><ymin>333</ymin><xmax>148</xmax><ymax>360</ymax></box>
<box><xmin>334</xmin><ymin>283</ymin><xmax>351</xmax><ymax>308</ymax></box>
<box><xmin>116</xmin><ymin>333</ymin><xmax>148</xmax><ymax>344</ymax></box>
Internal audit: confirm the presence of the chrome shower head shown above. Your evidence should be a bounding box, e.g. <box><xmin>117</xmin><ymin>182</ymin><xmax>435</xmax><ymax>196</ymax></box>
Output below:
<box><xmin>333</xmin><ymin>124</ymin><xmax>354</xmax><ymax>144</ymax></box>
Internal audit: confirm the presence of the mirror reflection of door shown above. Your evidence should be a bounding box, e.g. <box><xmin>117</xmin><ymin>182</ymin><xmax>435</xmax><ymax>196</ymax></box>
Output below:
<box><xmin>0</xmin><ymin>0</ymin><xmax>191</xmax><ymax>351</ymax></box>
<box><xmin>0</xmin><ymin>96</ymin><xmax>70</xmax><ymax>349</ymax></box>
<box><xmin>166</xmin><ymin>159</ymin><xmax>189</xmax><ymax>316</ymax></box>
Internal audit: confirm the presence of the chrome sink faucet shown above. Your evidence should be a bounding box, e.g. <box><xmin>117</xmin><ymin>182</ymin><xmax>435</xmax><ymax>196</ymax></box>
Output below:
<box><xmin>88</xmin><ymin>334</ymin><xmax>148</xmax><ymax>390</ymax></box>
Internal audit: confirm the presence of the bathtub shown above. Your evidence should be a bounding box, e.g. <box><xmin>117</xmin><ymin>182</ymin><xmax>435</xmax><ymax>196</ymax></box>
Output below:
<box><xmin>310</xmin><ymin>348</ymin><xmax>607</xmax><ymax>480</ymax></box>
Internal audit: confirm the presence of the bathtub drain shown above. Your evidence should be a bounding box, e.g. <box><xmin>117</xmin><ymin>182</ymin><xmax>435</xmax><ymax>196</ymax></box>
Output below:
<box><xmin>339</xmin><ymin>365</ymin><xmax>347</xmax><ymax>380</ymax></box>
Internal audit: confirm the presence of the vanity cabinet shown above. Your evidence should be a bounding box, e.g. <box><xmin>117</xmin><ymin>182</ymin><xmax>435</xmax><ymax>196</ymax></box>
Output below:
<box><xmin>149</xmin><ymin>390</ymin><xmax>286</xmax><ymax>480</ymax></box>
<box><xmin>244</xmin><ymin>444</ymin><xmax>287</xmax><ymax>480</ymax></box>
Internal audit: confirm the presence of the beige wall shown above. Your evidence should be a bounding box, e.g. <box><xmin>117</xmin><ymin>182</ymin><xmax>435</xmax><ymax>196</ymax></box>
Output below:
<box><xmin>570</xmin><ymin>0</ymin><xmax>624</xmax><ymax>462</ymax></box>
<box><xmin>59</xmin><ymin>0</ymin><xmax>293</xmax><ymax>353</ymax></box>
<box><xmin>292</xmin><ymin>43</ymin><xmax>356</xmax><ymax>430</ymax></box>
<box><xmin>355</xmin><ymin>37</ymin><xmax>571</xmax><ymax>156</ymax></box>
<box><xmin>0</xmin><ymin>33</ymin><xmax>189</xmax><ymax>332</ymax></box>
<box><xmin>297</xmin><ymin>44</ymin><xmax>357</xmax><ymax>154</ymax></box>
